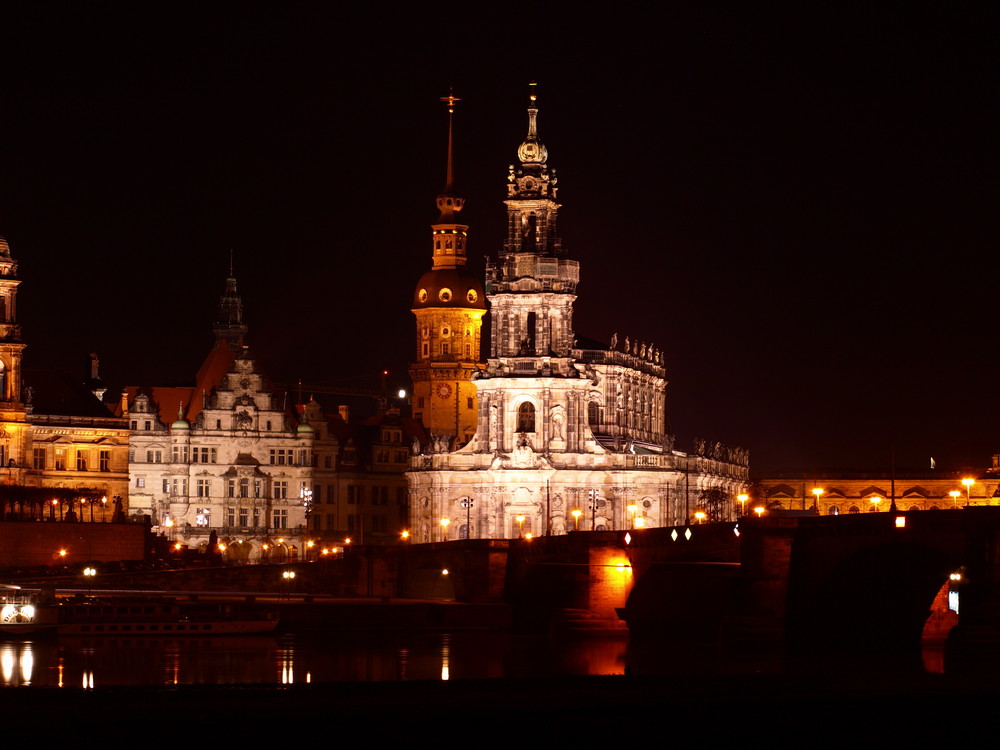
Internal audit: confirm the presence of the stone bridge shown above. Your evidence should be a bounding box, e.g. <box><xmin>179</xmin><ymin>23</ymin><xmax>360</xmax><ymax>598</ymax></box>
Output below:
<box><xmin>396</xmin><ymin>508</ymin><xmax>1000</xmax><ymax>662</ymax></box>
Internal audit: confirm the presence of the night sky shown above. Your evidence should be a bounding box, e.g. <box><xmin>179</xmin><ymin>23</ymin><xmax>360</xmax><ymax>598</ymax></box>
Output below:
<box><xmin>0</xmin><ymin>6</ymin><xmax>994</xmax><ymax>474</ymax></box>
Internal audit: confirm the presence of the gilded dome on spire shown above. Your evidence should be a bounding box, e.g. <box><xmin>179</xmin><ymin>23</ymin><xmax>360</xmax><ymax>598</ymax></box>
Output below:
<box><xmin>517</xmin><ymin>83</ymin><xmax>548</xmax><ymax>165</ymax></box>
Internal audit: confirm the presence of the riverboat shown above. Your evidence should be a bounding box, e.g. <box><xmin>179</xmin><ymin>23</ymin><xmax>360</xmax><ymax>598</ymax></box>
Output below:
<box><xmin>0</xmin><ymin>588</ymin><xmax>279</xmax><ymax>636</ymax></box>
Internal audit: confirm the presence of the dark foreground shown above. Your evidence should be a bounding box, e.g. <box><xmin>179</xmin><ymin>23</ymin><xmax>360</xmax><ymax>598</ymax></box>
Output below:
<box><xmin>11</xmin><ymin>671</ymin><xmax>1000</xmax><ymax>745</ymax></box>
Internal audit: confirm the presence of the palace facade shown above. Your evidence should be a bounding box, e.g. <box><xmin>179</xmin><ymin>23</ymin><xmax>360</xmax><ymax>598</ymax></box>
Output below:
<box><xmin>407</xmin><ymin>89</ymin><xmax>749</xmax><ymax>542</ymax></box>
<box><xmin>126</xmin><ymin>271</ymin><xmax>314</xmax><ymax>560</ymax></box>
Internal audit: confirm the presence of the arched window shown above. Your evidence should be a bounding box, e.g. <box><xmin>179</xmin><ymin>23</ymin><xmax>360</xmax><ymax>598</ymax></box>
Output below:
<box><xmin>587</xmin><ymin>401</ymin><xmax>600</xmax><ymax>426</ymax></box>
<box><xmin>517</xmin><ymin>402</ymin><xmax>535</xmax><ymax>433</ymax></box>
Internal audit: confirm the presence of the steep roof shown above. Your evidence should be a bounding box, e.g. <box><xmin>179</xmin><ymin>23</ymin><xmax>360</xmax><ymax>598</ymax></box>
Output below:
<box><xmin>125</xmin><ymin>340</ymin><xmax>236</xmax><ymax>427</ymax></box>
<box><xmin>24</xmin><ymin>368</ymin><xmax>124</xmax><ymax>421</ymax></box>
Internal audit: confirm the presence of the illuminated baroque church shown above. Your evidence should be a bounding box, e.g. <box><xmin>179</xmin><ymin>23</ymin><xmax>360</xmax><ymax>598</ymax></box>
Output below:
<box><xmin>407</xmin><ymin>88</ymin><xmax>749</xmax><ymax>541</ymax></box>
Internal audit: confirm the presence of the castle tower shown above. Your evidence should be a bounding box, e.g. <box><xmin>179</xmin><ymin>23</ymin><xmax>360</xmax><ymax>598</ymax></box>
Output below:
<box><xmin>0</xmin><ymin>235</ymin><xmax>29</xmax><ymax>472</ymax></box>
<box><xmin>409</xmin><ymin>92</ymin><xmax>486</xmax><ymax>448</ymax></box>
<box><xmin>213</xmin><ymin>257</ymin><xmax>248</xmax><ymax>350</ymax></box>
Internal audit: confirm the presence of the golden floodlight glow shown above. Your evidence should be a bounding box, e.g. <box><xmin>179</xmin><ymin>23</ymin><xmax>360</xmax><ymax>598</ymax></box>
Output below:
<box><xmin>754</xmin><ymin>506</ymin><xmax>765</xmax><ymax>517</ymax></box>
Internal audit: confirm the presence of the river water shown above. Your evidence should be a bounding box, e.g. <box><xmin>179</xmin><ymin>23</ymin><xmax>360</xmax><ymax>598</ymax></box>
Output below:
<box><xmin>0</xmin><ymin>629</ymin><xmax>950</xmax><ymax>688</ymax></box>
<box><xmin>0</xmin><ymin>630</ymin><xmax>641</xmax><ymax>688</ymax></box>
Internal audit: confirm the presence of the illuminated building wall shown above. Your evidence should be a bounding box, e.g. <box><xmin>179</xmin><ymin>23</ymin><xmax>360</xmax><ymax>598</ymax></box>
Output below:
<box><xmin>758</xmin><ymin>467</ymin><xmax>1000</xmax><ymax>514</ymax></box>
<box><xmin>126</xmin><ymin>271</ymin><xmax>312</xmax><ymax>560</ymax></box>
<box><xmin>0</xmin><ymin>235</ymin><xmax>130</xmax><ymax>519</ymax></box>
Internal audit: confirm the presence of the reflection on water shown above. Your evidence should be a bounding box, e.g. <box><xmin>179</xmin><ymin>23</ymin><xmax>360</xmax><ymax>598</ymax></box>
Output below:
<box><xmin>0</xmin><ymin>631</ymin><xmax>629</xmax><ymax>688</ymax></box>
<box><xmin>0</xmin><ymin>632</ymin><xmax>950</xmax><ymax>687</ymax></box>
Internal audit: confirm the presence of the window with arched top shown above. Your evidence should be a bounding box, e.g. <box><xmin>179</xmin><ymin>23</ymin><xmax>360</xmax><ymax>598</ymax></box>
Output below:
<box><xmin>588</xmin><ymin>401</ymin><xmax>600</xmax><ymax>426</ymax></box>
<box><xmin>517</xmin><ymin>402</ymin><xmax>535</xmax><ymax>433</ymax></box>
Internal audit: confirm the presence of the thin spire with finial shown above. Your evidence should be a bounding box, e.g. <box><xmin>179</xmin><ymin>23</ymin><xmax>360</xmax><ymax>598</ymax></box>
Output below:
<box><xmin>439</xmin><ymin>87</ymin><xmax>461</xmax><ymax>193</ymax></box>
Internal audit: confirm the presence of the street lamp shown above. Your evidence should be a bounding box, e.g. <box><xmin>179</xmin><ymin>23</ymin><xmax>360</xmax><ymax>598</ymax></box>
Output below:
<box><xmin>870</xmin><ymin>495</ymin><xmax>881</xmax><ymax>512</ymax></box>
<box><xmin>440</xmin><ymin>517</ymin><xmax>450</xmax><ymax>542</ymax></box>
<box><xmin>754</xmin><ymin>506</ymin><xmax>765</xmax><ymax>518</ymax></box>
<box><xmin>627</xmin><ymin>504</ymin><xmax>637</xmax><ymax>529</ymax></box>
<box><xmin>571</xmin><ymin>508</ymin><xmax>582</xmax><ymax>531</ymax></box>
<box><xmin>694</xmin><ymin>510</ymin><xmax>706</xmax><ymax>524</ymax></box>
<box><xmin>949</xmin><ymin>490</ymin><xmax>961</xmax><ymax>509</ymax></box>
<box><xmin>737</xmin><ymin>493</ymin><xmax>749</xmax><ymax>517</ymax></box>
<box><xmin>962</xmin><ymin>478</ymin><xmax>975</xmax><ymax>507</ymax></box>
<box><xmin>460</xmin><ymin>497</ymin><xmax>474</xmax><ymax>539</ymax></box>
<box><xmin>515</xmin><ymin>514</ymin><xmax>525</xmax><ymax>538</ymax></box>
<box><xmin>282</xmin><ymin>569</ymin><xmax>296</xmax><ymax>600</ymax></box>
<box><xmin>811</xmin><ymin>487</ymin><xmax>824</xmax><ymax>512</ymax></box>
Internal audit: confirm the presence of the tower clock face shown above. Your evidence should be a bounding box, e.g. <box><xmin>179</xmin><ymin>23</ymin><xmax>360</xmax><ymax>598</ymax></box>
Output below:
<box><xmin>436</xmin><ymin>383</ymin><xmax>453</xmax><ymax>399</ymax></box>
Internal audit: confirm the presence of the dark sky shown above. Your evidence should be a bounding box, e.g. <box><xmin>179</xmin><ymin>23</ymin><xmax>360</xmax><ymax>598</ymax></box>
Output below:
<box><xmin>0</xmin><ymin>5</ymin><xmax>995</xmax><ymax>474</ymax></box>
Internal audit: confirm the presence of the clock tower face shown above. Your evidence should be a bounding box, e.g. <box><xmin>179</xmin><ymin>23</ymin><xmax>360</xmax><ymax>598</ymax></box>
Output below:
<box><xmin>435</xmin><ymin>383</ymin><xmax>453</xmax><ymax>399</ymax></box>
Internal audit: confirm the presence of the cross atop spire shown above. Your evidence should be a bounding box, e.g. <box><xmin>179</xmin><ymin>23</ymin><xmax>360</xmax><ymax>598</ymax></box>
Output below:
<box><xmin>436</xmin><ymin>89</ymin><xmax>463</xmax><ymax>218</ymax></box>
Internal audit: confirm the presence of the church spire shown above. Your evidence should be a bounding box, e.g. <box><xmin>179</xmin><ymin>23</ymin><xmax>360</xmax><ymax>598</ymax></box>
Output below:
<box><xmin>430</xmin><ymin>91</ymin><xmax>469</xmax><ymax>270</ymax></box>
<box><xmin>214</xmin><ymin>257</ymin><xmax>247</xmax><ymax>349</ymax></box>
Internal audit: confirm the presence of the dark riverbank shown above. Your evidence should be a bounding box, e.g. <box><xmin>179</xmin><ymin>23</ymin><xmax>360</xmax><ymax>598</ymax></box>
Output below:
<box><xmin>12</xmin><ymin>671</ymin><xmax>1000</xmax><ymax>745</ymax></box>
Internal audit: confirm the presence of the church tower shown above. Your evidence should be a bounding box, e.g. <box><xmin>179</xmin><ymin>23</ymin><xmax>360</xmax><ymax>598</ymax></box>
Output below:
<box><xmin>0</xmin><ymin>234</ymin><xmax>29</xmax><ymax>472</ymax></box>
<box><xmin>487</xmin><ymin>82</ymin><xmax>578</xmax><ymax>366</ymax></box>
<box><xmin>409</xmin><ymin>92</ymin><xmax>486</xmax><ymax>448</ymax></box>
<box><xmin>474</xmin><ymin>84</ymin><xmax>584</xmax><ymax>457</ymax></box>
